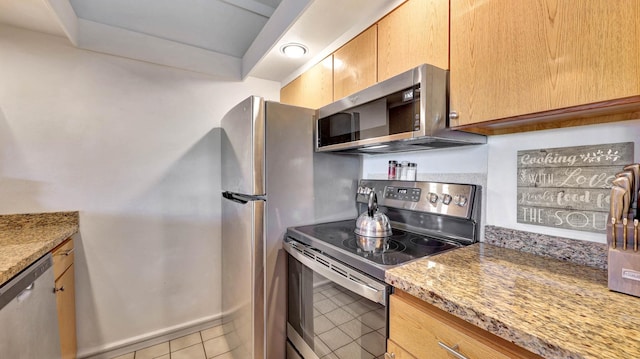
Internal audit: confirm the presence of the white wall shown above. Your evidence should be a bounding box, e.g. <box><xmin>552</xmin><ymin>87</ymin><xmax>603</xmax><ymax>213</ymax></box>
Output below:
<box><xmin>361</xmin><ymin>145</ymin><xmax>489</xmax><ymax>238</ymax></box>
<box><xmin>361</xmin><ymin>121</ymin><xmax>640</xmax><ymax>245</ymax></box>
<box><xmin>487</xmin><ymin>120</ymin><xmax>640</xmax><ymax>243</ymax></box>
<box><xmin>0</xmin><ymin>25</ymin><xmax>280</xmax><ymax>357</ymax></box>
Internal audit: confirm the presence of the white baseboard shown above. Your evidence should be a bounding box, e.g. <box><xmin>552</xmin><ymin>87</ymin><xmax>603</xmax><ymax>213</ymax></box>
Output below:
<box><xmin>78</xmin><ymin>314</ymin><xmax>222</xmax><ymax>359</ymax></box>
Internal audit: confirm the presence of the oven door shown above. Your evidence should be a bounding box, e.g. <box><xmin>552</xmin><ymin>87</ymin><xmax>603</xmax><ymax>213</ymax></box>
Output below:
<box><xmin>284</xmin><ymin>239</ymin><xmax>389</xmax><ymax>359</ymax></box>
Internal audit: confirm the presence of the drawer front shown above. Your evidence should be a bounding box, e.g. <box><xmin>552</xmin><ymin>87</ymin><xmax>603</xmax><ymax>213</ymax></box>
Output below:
<box><xmin>389</xmin><ymin>292</ymin><xmax>537</xmax><ymax>359</ymax></box>
<box><xmin>52</xmin><ymin>238</ymin><xmax>74</xmax><ymax>280</ymax></box>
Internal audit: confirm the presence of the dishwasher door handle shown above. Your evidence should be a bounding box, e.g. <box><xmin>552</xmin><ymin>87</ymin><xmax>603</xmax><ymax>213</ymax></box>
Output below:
<box><xmin>0</xmin><ymin>255</ymin><xmax>52</xmax><ymax>311</ymax></box>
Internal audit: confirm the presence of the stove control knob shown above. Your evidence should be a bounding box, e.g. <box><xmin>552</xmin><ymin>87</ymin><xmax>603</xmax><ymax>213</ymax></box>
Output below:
<box><xmin>454</xmin><ymin>194</ymin><xmax>468</xmax><ymax>206</ymax></box>
<box><xmin>442</xmin><ymin>194</ymin><xmax>452</xmax><ymax>205</ymax></box>
<box><xmin>427</xmin><ymin>192</ymin><xmax>439</xmax><ymax>204</ymax></box>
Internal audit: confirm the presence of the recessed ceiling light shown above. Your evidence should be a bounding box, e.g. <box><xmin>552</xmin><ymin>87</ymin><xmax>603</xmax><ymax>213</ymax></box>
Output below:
<box><xmin>280</xmin><ymin>43</ymin><xmax>308</xmax><ymax>58</ymax></box>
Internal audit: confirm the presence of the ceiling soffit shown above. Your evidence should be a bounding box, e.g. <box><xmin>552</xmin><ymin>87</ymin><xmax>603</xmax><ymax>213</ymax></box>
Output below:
<box><xmin>0</xmin><ymin>0</ymin><xmax>405</xmax><ymax>82</ymax></box>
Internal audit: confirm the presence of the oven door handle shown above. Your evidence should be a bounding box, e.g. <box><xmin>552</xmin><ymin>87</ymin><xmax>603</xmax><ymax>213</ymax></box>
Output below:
<box><xmin>284</xmin><ymin>241</ymin><xmax>387</xmax><ymax>305</ymax></box>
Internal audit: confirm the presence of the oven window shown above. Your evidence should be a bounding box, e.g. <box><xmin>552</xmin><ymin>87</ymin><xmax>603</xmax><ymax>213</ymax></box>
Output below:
<box><xmin>288</xmin><ymin>256</ymin><xmax>387</xmax><ymax>359</ymax></box>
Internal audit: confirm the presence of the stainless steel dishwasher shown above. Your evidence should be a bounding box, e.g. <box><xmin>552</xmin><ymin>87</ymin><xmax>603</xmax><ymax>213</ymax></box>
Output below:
<box><xmin>0</xmin><ymin>253</ymin><xmax>62</xmax><ymax>358</ymax></box>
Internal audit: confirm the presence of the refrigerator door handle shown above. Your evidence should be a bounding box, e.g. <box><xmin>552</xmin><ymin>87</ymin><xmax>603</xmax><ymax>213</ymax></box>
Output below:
<box><xmin>222</xmin><ymin>191</ymin><xmax>266</xmax><ymax>204</ymax></box>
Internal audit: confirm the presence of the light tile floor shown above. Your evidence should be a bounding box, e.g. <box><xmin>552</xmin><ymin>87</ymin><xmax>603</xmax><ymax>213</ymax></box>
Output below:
<box><xmin>111</xmin><ymin>323</ymin><xmax>237</xmax><ymax>359</ymax></box>
<box><xmin>112</xmin><ymin>282</ymin><xmax>386</xmax><ymax>359</ymax></box>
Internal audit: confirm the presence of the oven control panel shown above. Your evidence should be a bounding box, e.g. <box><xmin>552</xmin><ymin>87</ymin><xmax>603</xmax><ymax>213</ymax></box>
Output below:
<box><xmin>356</xmin><ymin>180</ymin><xmax>477</xmax><ymax>219</ymax></box>
<box><xmin>384</xmin><ymin>186</ymin><xmax>421</xmax><ymax>202</ymax></box>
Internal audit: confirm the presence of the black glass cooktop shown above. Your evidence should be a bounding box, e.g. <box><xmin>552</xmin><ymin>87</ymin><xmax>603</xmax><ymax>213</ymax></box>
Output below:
<box><xmin>288</xmin><ymin>219</ymin><xmax>460</xmax><ymax>269</ymax></box>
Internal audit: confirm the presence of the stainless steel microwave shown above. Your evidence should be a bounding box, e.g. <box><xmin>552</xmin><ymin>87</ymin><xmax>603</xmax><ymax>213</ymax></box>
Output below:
<box><xmin>315</xmin><ymin>64</ymin><xmax>486</xmax><ymax>154</ymax></box>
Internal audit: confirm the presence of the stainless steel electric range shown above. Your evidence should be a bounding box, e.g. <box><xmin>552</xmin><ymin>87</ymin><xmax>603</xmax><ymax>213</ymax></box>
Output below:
<box><xmin>283</xmin><ymin>179</ymin><xmax>481</xmax><ymax>359</ymax></box>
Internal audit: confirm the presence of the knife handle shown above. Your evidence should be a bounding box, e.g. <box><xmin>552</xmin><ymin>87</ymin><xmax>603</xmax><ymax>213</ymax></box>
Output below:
<box><xmin>637</xmin><ymin>189</ymin><xmax>640</xmax><ymax>220</ymax></box>
<box><xmin>634</xmin><ymin>219</ymin><xmax>638</xmax><ymax>252</ymax></box>
<box><xmin>611</xmin><ymin>217</ymin><xmax>617</xmax><ymax>249</ymax></box>
<box><xmin>623</xmin><ymin>218</ymin><xmax>628</xmax><ymax>250</ymax></box>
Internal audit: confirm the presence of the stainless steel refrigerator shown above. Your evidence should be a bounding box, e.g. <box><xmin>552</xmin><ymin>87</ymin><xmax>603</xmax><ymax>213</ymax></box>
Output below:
<box><xmin>220</xmin><ymin>96</ymin><xmax>360</xmax><ymax>359</ymax></box>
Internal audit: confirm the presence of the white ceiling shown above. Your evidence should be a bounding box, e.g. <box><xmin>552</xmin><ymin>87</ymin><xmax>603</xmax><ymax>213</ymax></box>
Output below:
<box><xmin>67</xmin><ymin>0</ymin><xmax>279</xmax><ymax>58</ymax></box>
<box><xmin>0</xmin><ymin>0</ymin><xmax>404</xmax><ymax>83</ymax></box>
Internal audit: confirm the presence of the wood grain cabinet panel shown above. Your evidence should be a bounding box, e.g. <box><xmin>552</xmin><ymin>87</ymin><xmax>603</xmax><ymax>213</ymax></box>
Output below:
<box><xmin>378</xmin><ymin>0</ymin><xmax>449</xmax><ymax>81</ymax></box>
<box><xmin>280</xmin><ymin>56</ymin><xmax>333</xmax><ymax>109</ymax></box>
<box><xmin>389</xmin><ymin>290</ymin><xmax>542</xmax><ymax>359</ymax></box>
<box><xmin>55</xmin><ymin>264</ymin><xmax>77</xmax><ymax>359</ymax></box>
<box><xmin>333</xmin><ymin>25</ymin><xmax>378</xmax><ymax>100</ymax></box>
<box><xmin>302</xmin><ymin>56</ymin><xmax>333</xmax><ymax>109</ymax></box>
<box><xmin>450</xmin><ymin>0</ymin><xmax>640</xmax><ymax>127</ymax></box>
<box><xmin>386</xmin><ymin>339</ymin><xmax>417</xmax><ymax>359</ymax></box>
<box><xmin>52</xmin><ymin>238</ymin><xmax>74</xmax><ymax>279</ymax></box>
<box><xmin>280</xmin><ymin>75</ymin><xmax>304</xmax><ymax>107</ymax></box>
<box><xmin>52</xmin><ymin>238</ymin><xmax>77</xmax><ymax>359</ymax></box>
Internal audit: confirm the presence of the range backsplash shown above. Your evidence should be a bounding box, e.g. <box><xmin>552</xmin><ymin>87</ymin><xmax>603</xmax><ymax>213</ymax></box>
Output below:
<box><xmin>484</xmin><ymin>225</ymin><xmax>607</xmax><ymax>269</ymax></box>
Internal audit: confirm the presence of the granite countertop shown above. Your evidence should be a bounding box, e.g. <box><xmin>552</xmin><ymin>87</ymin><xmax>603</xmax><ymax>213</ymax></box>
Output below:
<box><xmin>385</xmin><ymin>243</ymin><xmax>640</xmax><ymax>359</ymax></box>
<box><xmin>0</xmin><ymin>212</ymin><xmax>79</xmax><ymax>286</ymax></box>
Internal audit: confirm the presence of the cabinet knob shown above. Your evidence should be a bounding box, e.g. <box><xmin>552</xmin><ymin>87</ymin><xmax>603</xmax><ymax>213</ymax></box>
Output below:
<box><xmin>384</xmin><ymin>353</ymin><xmax>395</xmax><ymax>359</ymax></box>
<box><xmin>54</xmin><ymin>286</ymin><xmax>65</xmax><ymax>293</ymax></box>
<box><xmin>449</xmin><ymin>111</ymin><xmax>459</xmax><ymax>120</ymax></box>
<box><xmin>57</xmin><ymin>248</ymin><xmax>74</xmax><ymax>256</ymax></box>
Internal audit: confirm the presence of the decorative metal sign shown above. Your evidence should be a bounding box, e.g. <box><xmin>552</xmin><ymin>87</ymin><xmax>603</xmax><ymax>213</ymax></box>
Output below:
<box><xmin>517</xmin><ymin>142</ymin><xmax>634</xmax><ymax>233</ymax></box>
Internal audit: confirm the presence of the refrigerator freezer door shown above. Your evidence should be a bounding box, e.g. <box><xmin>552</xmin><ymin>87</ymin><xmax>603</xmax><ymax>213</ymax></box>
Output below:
<box><xmin>221</xmin><ymin>196</ymin><xmax>264</xmax><ymax>359</ymax></box>
<box><xmin>221</xmin><ymin>96</ymin><xmax>265</xmax><ymax>196</ymax></box>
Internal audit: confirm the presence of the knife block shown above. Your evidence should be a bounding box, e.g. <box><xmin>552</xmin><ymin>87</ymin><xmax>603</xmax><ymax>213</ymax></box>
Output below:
<box><xmin>607</xmin><ymin>213</ymin><xmax>640</xmax><ymax>297</ymax></box>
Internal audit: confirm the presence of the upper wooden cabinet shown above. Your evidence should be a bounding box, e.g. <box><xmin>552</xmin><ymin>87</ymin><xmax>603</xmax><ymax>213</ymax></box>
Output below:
<box><xmin>280</xmin><ymin>75</ymin><xmax>304</xmax><ymax>108</ymax></box>
<box><xmin>378</xmin><ymin>0</ymin><xmax>449</xmax><ymax>81</ymax></box>
<box><xmin>281</xmin><ymin>55</ymin><xmax>333</xmax><ymax>109</ymax></box>
<box><xmin>450</xmin><ymin>0</ymin><xmax>640</xmax><ymax>131</ymax></box>
<box><xmin>333</xmin><ymin>25</ymin><xmax>378</xmax><ymax>100</ymax></box>
<box><xmin>281</xmin><ymin>0</ymin><xmax>450</xmax><ymax>107</ymax></box>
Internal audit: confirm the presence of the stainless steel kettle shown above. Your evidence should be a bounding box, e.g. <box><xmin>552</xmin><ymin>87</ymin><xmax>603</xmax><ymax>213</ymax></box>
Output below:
<box><xmin>355</xmin><ymin>190</ymin><xmax>392</xmax><ymax>239</ymax></box>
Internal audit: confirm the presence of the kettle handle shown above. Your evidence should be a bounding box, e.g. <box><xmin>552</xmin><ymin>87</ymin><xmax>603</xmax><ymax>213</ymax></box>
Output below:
<box><xmin>367</xmin><ymin>190</ymin><xmax>378</xmax><ymax>217</ymax></box>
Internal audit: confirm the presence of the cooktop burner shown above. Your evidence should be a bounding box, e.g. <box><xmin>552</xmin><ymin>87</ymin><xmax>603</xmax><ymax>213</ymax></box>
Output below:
<box><xmin>289</xmin><ymin>219</ymin><xmax>459</xmax><ymax>268</ymax></box>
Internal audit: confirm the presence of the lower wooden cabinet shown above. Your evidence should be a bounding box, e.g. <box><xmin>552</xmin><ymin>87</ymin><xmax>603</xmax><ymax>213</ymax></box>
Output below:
<box><xmin>387</xmin><ymin>339</ymin><xmax>417</xmax><ymax>359</ymax></box>
<box><xmin>52</xmin><ymin>238</ymin><xmax>77</xmax><ymax>359</ymax></box>
<box><xmin>387</xmin><ymin>290</ymin><xmax>541</xmax><ymax>359</ymax></box>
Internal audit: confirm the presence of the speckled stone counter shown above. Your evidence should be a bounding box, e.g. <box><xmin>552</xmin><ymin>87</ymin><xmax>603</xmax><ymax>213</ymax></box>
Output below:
<box><xmin>386</xmin><ymin>243</ymin><xmax>640</xmax><ymax>359</ymax></box>
<box><xmin>0</xmin><ymin>212</ymin><xmax>79</xmax><ymax>286</ymax></box>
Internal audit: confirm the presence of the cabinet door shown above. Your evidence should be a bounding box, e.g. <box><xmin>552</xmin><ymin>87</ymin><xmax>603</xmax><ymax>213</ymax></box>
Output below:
<box><xmin>333</xmin><ymin>25</ymin><xmax>378</xmax><ymax>100</ymax></box>
<box><xmin>386</xmin><ymin>339</ymin><xmax>417</xmax><ymax>359</ymax></box>
<box><xmin>52</xmin><ymin>238</ymin><xmax>74</xmax><ymax>280</ymax></box>
<box><xmin>389</xmin><ymin>291</ymin><xmax>541</xmax><ymax>359</ymax></box>
<box><xmin>378</xmin><ymin>0</ymin><xmax>449</xmax><ymax>81</ymax></box>
<box><xmin>450</xmin><ymin>0</ymin><xmax>640</xmax><ymax>126</ymax></box>
<box><xmin>302</xmin><ymin>56</ymin><xmax>333</xmax><ymax>109</ymax></box>
<box><xmin>280</xmin><ymin>56</ymin><xmax>333</xmax><ymax>109</ymax></box>
<box><xmin>280</xmin><ymin>76</ymin><xmax>304</xmax><ymax>107</ymax></box>
<box><xmin>56</xmin><ymin>264</ymin><xmax>77</xmax><ymax>359</ymax></box>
